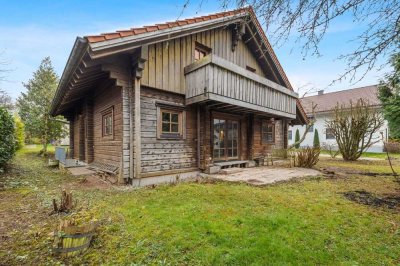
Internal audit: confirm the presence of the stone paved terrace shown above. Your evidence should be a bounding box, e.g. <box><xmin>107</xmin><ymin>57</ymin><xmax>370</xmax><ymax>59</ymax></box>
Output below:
<box><xmin>206</xmin><ymin>166</ymin><xmax>322</xmax><ymax>186</ymax></box>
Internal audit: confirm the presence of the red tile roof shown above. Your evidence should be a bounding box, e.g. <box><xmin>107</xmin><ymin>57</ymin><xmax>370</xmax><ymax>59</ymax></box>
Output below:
<box><xmin>86</xmin><ymin>8</ymin><xmax>249</xmax><ymax>43</ymax></box>
<box><xmin>301</xmin><ymin>85</ymin><xmax>380</xmax><ymax>114</ymax></box>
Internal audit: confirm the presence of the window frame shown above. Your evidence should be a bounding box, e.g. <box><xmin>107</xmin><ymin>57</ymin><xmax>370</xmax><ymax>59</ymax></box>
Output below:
<box><xmin>101</xmin><ymin>106</ymin><xmax>114</xmax><ymax>139</ymax></box>
<box><xmin>157</xmin><ymin>105</ymin><xmax>186</xmax><ymax>140</ymax></box>
<box><xmin>288</xmin><ymin>130</ymin><xmax>292</xmax><ymax>140</ymax></box>
<box><xmin>307</xmin><ymin>124</ymin><xmax>314</xmax><ymax>133</ymax></box>
<box><xmin>194</xmin><ymin>41</ymin><xmax>211</xmax><ymax>61</ymax></box>
<box><xmin>246</xmin><ymin>65</ymin><xmax>256</xmax><ymax>73</ymax></box>
<box><xmin>262</xmin><ymin>120</ymin><xmax>275</xmax><ymax>144</ymax></box>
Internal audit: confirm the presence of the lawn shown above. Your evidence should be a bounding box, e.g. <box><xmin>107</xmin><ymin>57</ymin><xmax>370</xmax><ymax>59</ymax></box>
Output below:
<box><xmin>0</xmin><ymin>147</ymin><xmax>399</xmax><ymax>265</ymax></box>
<box><xmin>320</xmin><ymin>149</ymin><xmax>400</xmax><ymax>160</ymax></box>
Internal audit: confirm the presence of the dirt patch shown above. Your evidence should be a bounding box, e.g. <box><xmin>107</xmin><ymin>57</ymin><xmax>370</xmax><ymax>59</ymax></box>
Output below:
<box><xmin>343</xmin><ymin>190</ymin><xmax>400</xmax><ymax>210</ymax></box>
<box><xmin>78</xmin><ymin>175</ymin><xmax>113</xmax><ymax>190</ymax></box>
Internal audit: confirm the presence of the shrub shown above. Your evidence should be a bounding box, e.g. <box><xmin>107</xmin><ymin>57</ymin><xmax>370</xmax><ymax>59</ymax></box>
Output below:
<box><xmin>313</xmin><ymin>129</ymin><xmax>320</xmax><ymax>148</ymax></box>
<box><xmin>325</xmin><ymin>99</ymin><xmax>384</xmax><ymax>161</ymax></box>
<box><xmin>272</xmin><ymin>148</ymin><xmax>288</xmax><ymax>159</ymax></box>
<box><xmin>322</xmin><ymin>143</ymin><xmax>340</xmax><ymax>158</ymax></box>
<box><xmin>384</xmin><ymin>140</ymin><xmax>400</xmax><ymax>153</ymax></box>
<box><xmin>14</xmin><ymin>116</ymin><xmax>25</xmax><ymax>150</ymax></box>
<box><xmin>294</xmin><ymin>129</ymin><xmax>300</xmax><ymax>149</ymax></box>
<box><xmin>0</xmin><ymin>108</ymin><xmax>15</xmax><ymax>171</ymax></box>
<box><xmin>295</xmin><ymin>147</ymin><xmax>320</xmax><ymax>168</ymax></box>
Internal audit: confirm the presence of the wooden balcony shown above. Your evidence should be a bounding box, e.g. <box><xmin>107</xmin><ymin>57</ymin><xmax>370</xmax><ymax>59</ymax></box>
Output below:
<box><xmin>184</xmin><ymin>54</ymin><xmax>298</xmax><ymax>119</ymax></box>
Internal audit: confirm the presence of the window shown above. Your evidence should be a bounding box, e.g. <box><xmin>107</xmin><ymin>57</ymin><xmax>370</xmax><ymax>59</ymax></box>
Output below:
<box><xmin>246</xmin><ymin>65</ymin><xmax>256</xmax><ymax>73</ymax></box>
<box><xmin>307</xmin><ymin>124</ymin><xmax>314</xmax><ymax>133</ymax></box>
<box><xmin>102</xmin><ymin>107</ymin><xmax>114</xmax><ymax>137</ymax></box>
<box><xmin>162</xmin><ymin>111</ymin><xmax>179</xmax><ymax>134</ymax></box>
<box><xmin>194</xmin><ymin>42</ymin><xmax>211</xmax><ymax>61</ymax></box>
<box><xmin>326</xmin><ymin>128</ymin><xmax>335</xmax><ymax>139</ymax></box>
<box><xmin>288</xmin><ymin>130</ymin><xmax>292</xmax><ymax>140</ymax></box>
<box><xmin>157</xmin><ymin>106</ymin><xmax>186</xmax><ymax>139</ymax></box>
<box><xmin>262</xmin><ymin>121</ymin><xmax>275</xmax><ymax>143</ymax></box>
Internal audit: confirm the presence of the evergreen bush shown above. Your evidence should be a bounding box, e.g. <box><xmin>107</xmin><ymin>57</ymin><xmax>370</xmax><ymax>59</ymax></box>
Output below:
<box><xmin>0</xmin><ymin>108</ymin><xmax>15</xmax><ymax>171</ymax></box>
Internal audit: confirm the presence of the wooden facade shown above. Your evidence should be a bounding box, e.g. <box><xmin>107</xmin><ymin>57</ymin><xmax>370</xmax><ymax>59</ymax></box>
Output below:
<box><xmin>52</xmin><ymin>8</ymin><xmax>306</xmax><ymax>184</ymax></box>
<box><xmin>141</xmin><ymin>27</ymin><xmax>268</xmax><ymax>94</ymax></box>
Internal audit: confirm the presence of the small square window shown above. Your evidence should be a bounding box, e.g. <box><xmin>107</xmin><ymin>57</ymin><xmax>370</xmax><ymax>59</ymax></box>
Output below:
<box><xmin>157</xmin><ymin>107</ymin><xmax>186</xmax><ymax>139</ymax></box>
<box><xmin>308</xmin><ymin>125</ymin><xmax>314</xmax><ymax>133</ymax></box>
<box><xmin>194</xmin><ymin>42</ymin><xmax>211</xmax><ymax>61</ymax></box>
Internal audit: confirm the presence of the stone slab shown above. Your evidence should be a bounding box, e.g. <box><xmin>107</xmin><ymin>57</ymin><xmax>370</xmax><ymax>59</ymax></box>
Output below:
<box><xmin>219</xmin><ymin>167</ymin><xmax>243</xmax><ymax>175</ymax></box>
<box><xmin>209</xmin><ymin>166</ymin><xmax>322</xmax><ymax>186</ymax></box>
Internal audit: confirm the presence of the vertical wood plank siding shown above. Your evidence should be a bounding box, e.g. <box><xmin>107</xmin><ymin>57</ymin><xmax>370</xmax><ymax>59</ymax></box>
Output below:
<box><xmin>186</xmin><ymin>61</ymin><xmax>297</xmax><ymax>117</ymax></box>
<box><xmin>141</xmin><ymin>27</ymin><xmax>266</xmax><ymax>94</ymax></box>
<box><xmin>140</xmin><ymin>87</ymin><xmax>197</xmax><ymax>174</ymax></box>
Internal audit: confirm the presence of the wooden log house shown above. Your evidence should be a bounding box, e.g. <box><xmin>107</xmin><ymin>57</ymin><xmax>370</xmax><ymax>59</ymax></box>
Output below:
<box><xmin>50</xmin><ymin>7</ymin><xmax>308</xmax><ymax>185</ymax></box>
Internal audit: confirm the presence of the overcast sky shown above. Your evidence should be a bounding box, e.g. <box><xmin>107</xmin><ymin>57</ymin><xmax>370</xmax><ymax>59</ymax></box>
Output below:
<box><xmin>0</xmin><ymin>0</ymin><xmax>390</xmax><ymax>100</ymax></box>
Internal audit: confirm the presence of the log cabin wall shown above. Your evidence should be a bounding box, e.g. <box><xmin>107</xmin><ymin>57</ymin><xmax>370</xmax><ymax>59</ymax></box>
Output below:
<box><xmin>251</xmin><ymin>117</ymin><xmax>285</xmax><ymax>159</ymax></box>
<box><xmin>68</xmin><ymin>117</ymin><xmax>74</xmax><ymax>158</ymax></box>
<box><xmin>199</xmin><ymin>106</ymin><xmax>211</xmax><ymax>170</ymax></box>
<box><xmin>140</xmin><ymin>87</ymin><xmax>197</xmax><ymax>175</ymax></box>
<box><xmin>73</xmin><ymin>111</ymin><xmax>81</xmax><ymax>159</ymax></box>
<box><xmin>84</xmin><ymin>98</ymin><xmax>94</xmax><ymax>163</ymax></box>
<box><xmin>92</xmin><ymin>83</ymin><xmax>123</xmax><ymax>167</ymax></box>
<box><xmin>141</xmin><ymin>27</ymin><xmax>267</xmax><ymax>95</ymax></box>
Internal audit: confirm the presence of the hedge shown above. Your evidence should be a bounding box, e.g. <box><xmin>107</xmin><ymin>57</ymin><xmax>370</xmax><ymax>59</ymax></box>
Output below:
<box><xmin>0</xmin><ymin>108</ymin><xmax>15</xmax><ymax>171</ymax></box>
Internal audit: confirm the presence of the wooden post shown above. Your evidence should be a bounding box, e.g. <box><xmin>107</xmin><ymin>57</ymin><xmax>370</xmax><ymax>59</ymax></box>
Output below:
<box><xmin>197</xmin><ymin>105</ymin><xmax>201</xmax><ymax>169</ymax></box>
<box><xmin>133</xmin><ymin>77</ymin><xmax>141</xmax><ymax>179</ymax></box>
<box><xmin>67</xmin><ymin>116</ymin><xmax>74</xmax><ymax>158</ymax></box>
<box><xmin>84</xmin><ymin>98</ymin><xmax>94</xmax><ymax>163</ymax></box>
<box><xmin>78</xmin><ymin>113</ymin><xmax>85</xmax><ymax>161</ymax></box>
<box><xmin>131</xmin><ymin>45</ymin><xmax>148</xmax><ymax>180</ymax></box>
<box><xmin>247</xmin><ymin>114</ymin><xmax>254</xmax><ymax>160</ymax></box>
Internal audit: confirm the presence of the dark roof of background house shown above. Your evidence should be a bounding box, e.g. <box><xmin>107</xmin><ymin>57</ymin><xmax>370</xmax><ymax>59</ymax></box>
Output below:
<box><xmin>301</xmin><ymin>85</ymin><xmax>380</xmax><ymax>114</ymax></box>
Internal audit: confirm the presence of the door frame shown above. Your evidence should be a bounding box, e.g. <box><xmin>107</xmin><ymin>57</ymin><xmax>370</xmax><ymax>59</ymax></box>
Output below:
<box><xmin>211</xmin><ymin>111</ymin><xmax>241</xmax><ymax>162</ymax></box>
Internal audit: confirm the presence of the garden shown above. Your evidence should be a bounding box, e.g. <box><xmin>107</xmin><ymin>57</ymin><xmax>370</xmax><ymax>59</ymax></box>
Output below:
<box><xmin>0</xmin><ymin>146</ymin><xmax>399</xmax><ymax>265</ymax></box>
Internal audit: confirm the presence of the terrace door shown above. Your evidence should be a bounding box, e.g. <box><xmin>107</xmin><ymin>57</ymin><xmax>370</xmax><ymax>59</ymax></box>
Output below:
<box><xmin>213</xmin><ymin>118</ymin><xmax>239</xmax><ymax>161</ymax></box>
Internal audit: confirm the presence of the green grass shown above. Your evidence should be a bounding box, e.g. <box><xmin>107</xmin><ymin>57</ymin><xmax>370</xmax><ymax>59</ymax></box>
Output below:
<box><xmin>320</xmin><ymin>149</ymin><xmax>400</xmax><ymax>159</ymax></box>
<box><xmin>0</xmin><ymin>148</ymin><xmax>399</xmax><ymax>265</ymax></box>
<box><xmin>317</xmin><ymin>156</ymin><xmax>400</xmax><ymax>174</ymax></box>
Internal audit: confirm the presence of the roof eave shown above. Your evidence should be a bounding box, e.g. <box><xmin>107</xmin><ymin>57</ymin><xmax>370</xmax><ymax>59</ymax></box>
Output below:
<box><xmin>51</xmin><ymin>37</ymin><xmax>88</xmax><ymax>116</ymax></box>
<box><xmin>87</xmin><ymin>12</ymin><xmax>248</xmax><ymax>58</ymax></box>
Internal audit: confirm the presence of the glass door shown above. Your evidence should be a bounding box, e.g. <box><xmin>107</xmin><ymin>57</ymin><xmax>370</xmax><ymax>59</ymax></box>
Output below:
<box><xmin>213</xmin><ymin>119</ymin><xmax>226</xmax><ymax>160</ymax></box>
<box><xmin>213</xmin><ymin>118</ymin><xmax>239</xmax><ymax>161</ymax></box>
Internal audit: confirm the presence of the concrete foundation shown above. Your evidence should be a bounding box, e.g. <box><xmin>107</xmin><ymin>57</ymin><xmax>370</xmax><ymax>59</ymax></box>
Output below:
<box><xmin>131</xmin><ymin>171</ymin><xmax>200</xmax><ymax>187</ymax></box>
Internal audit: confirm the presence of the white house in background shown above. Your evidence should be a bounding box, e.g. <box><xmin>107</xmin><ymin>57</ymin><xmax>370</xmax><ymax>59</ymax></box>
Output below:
<box><xmin>288</xmin><ymin>85</ymin><xmax>389</xmax><ymax>153</ymax></box>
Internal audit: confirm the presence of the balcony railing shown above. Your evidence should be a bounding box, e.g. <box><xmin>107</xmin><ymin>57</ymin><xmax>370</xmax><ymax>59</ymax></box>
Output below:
<box><xmin>184</xmin><ymin>54</ymin><xmax>298</xmax><ymax>119</ymax></box>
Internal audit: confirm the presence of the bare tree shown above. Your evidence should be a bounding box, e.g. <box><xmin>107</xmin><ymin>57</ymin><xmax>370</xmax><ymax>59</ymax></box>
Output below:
<box><xmin>0</xmin><ymin>51</ymin><xmax>13</xmax><ymax>110</ymax></box>
<box><xmin>325</xmin><ymin>99</ymin><xmax>384</xmax><ymax>161</ymax></box>
<box><xmin>218</xmin><ymin>0</ymin><xmax>400</xmax><ymax>83</ymax></box>
<box><xmin>0</xmin><ymin>89</ymin><xmax>13</xmax><ymax>110</ymax></box>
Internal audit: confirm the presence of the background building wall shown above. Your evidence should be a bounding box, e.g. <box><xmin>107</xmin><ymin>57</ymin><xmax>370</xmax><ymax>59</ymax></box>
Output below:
<box><xmin>288</xmin><ymin>113</ymin><xmax>388</xmax><ymax>152</ymax></box>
